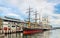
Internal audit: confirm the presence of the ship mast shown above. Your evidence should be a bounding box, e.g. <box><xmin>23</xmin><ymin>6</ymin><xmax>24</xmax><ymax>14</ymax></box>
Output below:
<box><xmin>39</xmin><ymin>14</ymin><xmax>40</xmax><ymax>24</ymax></box>
<box><xmin>46</xmin><ymin>16</ymin><xmax>49</xmax><ymax>25</ymax></box>
<box><xmin>34</xmin><ymin>11</ymin><xmax>38</xmax><ymax>27</ymax></box>
<box><xmin>26</xmin><ymin>6</ymin><xmax>33</xmax><ymax>28</ymax></box>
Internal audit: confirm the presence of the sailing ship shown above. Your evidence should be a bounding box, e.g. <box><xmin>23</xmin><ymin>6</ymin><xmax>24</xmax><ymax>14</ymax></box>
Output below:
<box><xmin>23</xmin><ymin>7</ymin><xmax>44</xmax><ymax>35</ymax></box>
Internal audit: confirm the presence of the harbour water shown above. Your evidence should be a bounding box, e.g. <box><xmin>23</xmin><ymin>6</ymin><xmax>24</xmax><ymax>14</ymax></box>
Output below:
<box><xmin>4</xmin><ymin>29</ymin><xmax>60</xmax><ymax>38</ymax></box>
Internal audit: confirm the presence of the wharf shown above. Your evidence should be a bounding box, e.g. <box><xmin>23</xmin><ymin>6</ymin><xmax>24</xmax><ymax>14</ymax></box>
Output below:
<box><xmin>4</xmin><ymin>30</ymin><xmax>23</xmax><ymax>34</ymax></box>
<box><xmin>0</xmin><ymin>34</ymin><xmax>4</xmax><ymax>38</ymax></box>
<box><xmin>0</xmin><ymin>30</ymin><xmax>23</xmax><ymax>34</ymax></box>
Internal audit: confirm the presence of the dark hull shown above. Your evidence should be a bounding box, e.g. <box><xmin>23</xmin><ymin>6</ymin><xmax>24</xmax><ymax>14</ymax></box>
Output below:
<box><xmin>23</xmin><ymin>28</ymin><xmax>44</xmax><ymax>35</ymax></box>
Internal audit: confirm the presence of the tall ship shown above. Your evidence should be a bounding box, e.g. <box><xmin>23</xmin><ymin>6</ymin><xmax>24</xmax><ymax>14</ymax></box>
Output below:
<box><xmin>23</xmin><ymin>7</ymin><xmax>44</xmax><ymax>35</ymax></box>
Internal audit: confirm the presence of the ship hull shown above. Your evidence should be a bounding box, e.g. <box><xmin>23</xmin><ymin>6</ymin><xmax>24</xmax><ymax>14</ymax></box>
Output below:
<box><xmin>23</xmin><ymin>28</ymin><xmax>43</xmax><ymax>35</ymax></box>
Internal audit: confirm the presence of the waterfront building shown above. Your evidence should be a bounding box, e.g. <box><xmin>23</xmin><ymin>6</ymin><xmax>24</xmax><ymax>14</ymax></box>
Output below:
<box><xmin>0</xmin><ymin>16</ymin><xmax>24</xmax><ymax>33</ymax></box>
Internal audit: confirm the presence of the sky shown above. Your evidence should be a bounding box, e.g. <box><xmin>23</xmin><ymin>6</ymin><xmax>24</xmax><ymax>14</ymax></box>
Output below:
<box><xmin>0</xmin><ymin>0</ymin><xmax>60</xmax><ymax>27</ymax></box>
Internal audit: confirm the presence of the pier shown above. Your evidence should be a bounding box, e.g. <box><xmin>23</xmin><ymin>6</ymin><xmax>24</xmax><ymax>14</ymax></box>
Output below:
<box><xmin>0</xmin><ymin>34</ymin><xmax>4</xmax><ymax>38</ymax></box>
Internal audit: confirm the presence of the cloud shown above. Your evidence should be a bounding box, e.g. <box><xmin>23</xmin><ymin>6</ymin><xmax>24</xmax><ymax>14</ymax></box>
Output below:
<box><xmin>54</xmin><ymin>4</ymin><xmax>60</xmax><ymax>14</ymax></box>
<box><xmin>0</xmin><ymin>6</ymin><xmax>24</xmax><ymax>20</ymax></box>
<box><xmin>47</xmin><ymin>0</ymin><xmax>60</xmax><ymax>3</ymax></box>
<box><xmin>7</xmin><ymin>0</ymin><xmax>60</xmax><ymax>26</ymax></box>
<box><xmin>0</xmin><ymin>0</ymin><xmax>27</xmax><ymax>20</ymax></box>
<box><xmin>0</xmin><ymin>0</ymin><xmax>60</xmax><ymax>27</ymax></box>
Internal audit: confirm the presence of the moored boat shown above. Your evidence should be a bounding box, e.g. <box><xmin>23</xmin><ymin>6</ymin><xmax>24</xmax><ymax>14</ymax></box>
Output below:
<box><xmin>23</xmin><ymin>27</ymin><xmax>44</xmax><ymax>35</ymax></box>
<box><xmin>23</xmin><ymin>7</ymin><xmax>44</xmax><ymax>35</ymax></box>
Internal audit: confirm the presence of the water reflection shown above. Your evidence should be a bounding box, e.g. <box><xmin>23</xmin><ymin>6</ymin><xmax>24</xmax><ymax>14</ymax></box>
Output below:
<box><xmin>4</xmin><ymin>33</ymin><xmax>23</xmax><ymax>38</ymax></box>
<box><xmin>4</xmin><ymin>29</ymin><xmax>60</xmax><ymax>38</ymax></box>
<box><xmin>49</xmin><ymin>29</ymin><xmax>60</xmax><ymax>38</ymax></box>
<box><xmin>23</xmin><ymin>31</ymin><xmax>51</xmax><ymax>38</ymax></box>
